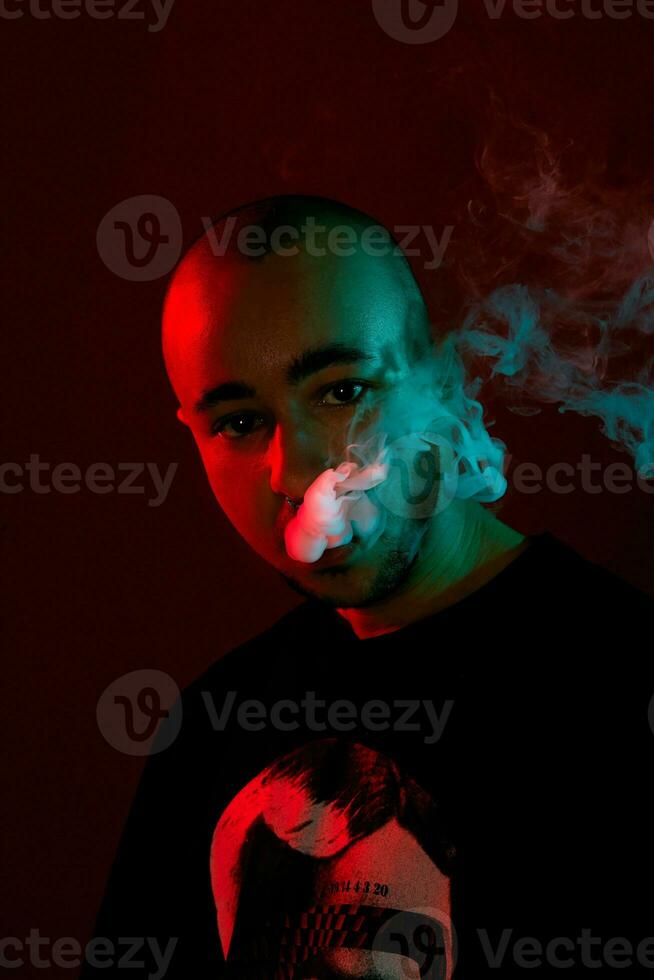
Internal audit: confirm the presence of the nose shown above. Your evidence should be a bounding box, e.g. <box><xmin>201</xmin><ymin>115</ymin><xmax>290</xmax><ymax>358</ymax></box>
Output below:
<box><xmin>267</xmin><ymin>421</ymin><xmax>327</xmax><ymax>506</ymax></box>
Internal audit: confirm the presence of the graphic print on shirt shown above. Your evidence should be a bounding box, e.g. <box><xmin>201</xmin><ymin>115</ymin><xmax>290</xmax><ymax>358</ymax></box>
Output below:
<box><xmin>210</xmin><ymin>739</ymin><xmax>457</xmax><ymax>979</ymax></box>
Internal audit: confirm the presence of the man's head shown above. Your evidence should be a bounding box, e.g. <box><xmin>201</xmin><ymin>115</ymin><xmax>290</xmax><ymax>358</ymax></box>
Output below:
<box><xmin>162</xmin><ymin>195</ymin><xmax>438</xmax><ymax>607</ymax></box>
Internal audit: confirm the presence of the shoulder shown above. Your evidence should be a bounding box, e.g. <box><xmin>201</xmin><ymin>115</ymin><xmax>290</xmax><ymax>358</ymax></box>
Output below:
<box><xmin>181</xmin><ymin>597</ymin><xmax>332</xmax><ymax>695</ymax></box>
<box><xmin>521</xmin><ymin>531</ymin><xmax>653</xmax><ymax>681</ymax></box>
<box><xmin>153</xmin><ymin>599</ymin><xmax>343</xmax><ymax>753</ymax></box>
<box><xmin>465</xmin><ymin>530</ymin><xmax>652</xmax><ymax>631</ymax></box>
<box><xmin>522</xmin><ymin>531</ymin><xmax>652</xmax><ymax>607</ymax></box>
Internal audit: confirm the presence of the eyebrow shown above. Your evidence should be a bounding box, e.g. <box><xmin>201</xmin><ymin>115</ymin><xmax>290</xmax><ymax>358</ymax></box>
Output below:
<box><xmin>285</xmin><ymin>343</ymin><xmax>374</xmax><ymax>385</ymax></box>
<box><xmin>194</xmin><ymin>344</ymin><xmax>373</xmax><ymax>413</ymax></box>
<box><xmin>194</xmin><ymin>381</ymin><xmax>257</xmax><ymax>413</ymax></box>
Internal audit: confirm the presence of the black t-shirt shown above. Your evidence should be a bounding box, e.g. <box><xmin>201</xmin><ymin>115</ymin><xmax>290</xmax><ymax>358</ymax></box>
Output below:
<box><xmin>83</xmin><ymin>533</ymin><xmax>654</xmax><ymax>979</ymax></box>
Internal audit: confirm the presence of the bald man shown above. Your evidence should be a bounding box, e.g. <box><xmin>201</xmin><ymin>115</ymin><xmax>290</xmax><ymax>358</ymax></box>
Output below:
<box><xmin>161</xmin><ymin>196</ymin><xmax>528</xmax><ymax>636</ymax></box>
<box><xmin>84</xmin><ymin>197</ymin><xmax>653</xmax><ymax>979</ymax></box>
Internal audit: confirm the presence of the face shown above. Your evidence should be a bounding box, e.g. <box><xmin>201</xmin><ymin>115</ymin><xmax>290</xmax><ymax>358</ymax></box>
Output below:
<box><xmin>163</xmin><ymin>233</ymin><xmax>433</xmax><ymax>607</ymax></box>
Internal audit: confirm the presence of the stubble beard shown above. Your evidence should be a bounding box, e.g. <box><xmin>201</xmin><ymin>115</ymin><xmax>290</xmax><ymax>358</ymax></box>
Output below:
<box><xmin>278</xmin><ymin>520</ymin><xmax>426</xmax><ymax>610</ymax></box>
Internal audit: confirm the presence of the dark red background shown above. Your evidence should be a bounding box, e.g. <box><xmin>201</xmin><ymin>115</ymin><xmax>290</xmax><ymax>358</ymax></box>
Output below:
<box><xmin>3</xmin><ymin>0</ymin><xmax>653</xmax><ymax>968</ymax></box>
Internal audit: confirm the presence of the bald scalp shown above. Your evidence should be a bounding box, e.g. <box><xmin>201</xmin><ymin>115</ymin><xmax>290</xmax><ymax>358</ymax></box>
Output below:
<box><xmin>162</xmin><ymin>195</ymin><xmax>433</xmax><ymax>399</ymax></box>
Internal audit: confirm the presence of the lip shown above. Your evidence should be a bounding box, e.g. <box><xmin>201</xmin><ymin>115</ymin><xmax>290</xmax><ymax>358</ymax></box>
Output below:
<box><xmin>307</xmin><ymin>540</ymin><xmax>359</xmax><ymax>570</ymax></box>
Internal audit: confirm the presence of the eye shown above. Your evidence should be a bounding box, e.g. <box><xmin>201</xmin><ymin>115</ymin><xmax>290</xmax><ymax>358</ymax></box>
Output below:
<box><xmin>318</xmin><ymin>380</ymin><xmax>369</xmax><ymax>407</ymax></box>
<box><xmin>211</xmin><ymin>412</ymin><xmax>266</xmax><ymax>440</ymax></box>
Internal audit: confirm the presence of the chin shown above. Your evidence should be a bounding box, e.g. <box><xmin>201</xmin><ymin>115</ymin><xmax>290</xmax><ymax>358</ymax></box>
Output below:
<box><xmin>276</xmin><ymin>552</ymin><xmax>372</xmax><ymax>601</ymax></box>
<box><xmin>281</xmin><ymin>564</ymin><xmax>372</xmax><ymax>608</ymax></box>
<box><xmin>281</xmin><ymin>549</ymin><xmax>415</xmax><ymax>610</ymax></box>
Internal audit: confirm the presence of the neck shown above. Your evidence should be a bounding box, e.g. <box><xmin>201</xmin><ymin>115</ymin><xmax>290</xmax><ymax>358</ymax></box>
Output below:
<box><xmin>337</xmin><ymin>500</ymin><xmax>528</xmax><ymax>639</ymax></box>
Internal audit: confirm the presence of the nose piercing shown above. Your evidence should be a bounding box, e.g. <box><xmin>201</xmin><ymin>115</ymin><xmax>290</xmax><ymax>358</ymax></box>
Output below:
<box><xmin>285</xmin><ymin>495</ymin><xmax>300</xmax><ymax>510</ymax></box>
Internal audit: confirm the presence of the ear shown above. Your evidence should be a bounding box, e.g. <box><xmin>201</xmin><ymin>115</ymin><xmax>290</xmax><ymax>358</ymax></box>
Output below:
<box><xmin>176</xmin><ymin>406</ymin><xmax>189</xmax><ymax>427</ymax></box>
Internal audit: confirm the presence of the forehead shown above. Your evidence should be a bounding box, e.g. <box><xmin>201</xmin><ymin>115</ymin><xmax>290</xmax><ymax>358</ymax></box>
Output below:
<box><xmin>163</xmin><ymin>243</ymin><xmax>422</xmax><ymax>402</ymax></box>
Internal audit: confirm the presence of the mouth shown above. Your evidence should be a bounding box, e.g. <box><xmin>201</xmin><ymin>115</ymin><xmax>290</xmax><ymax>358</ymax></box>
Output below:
<box><xmin>304</xmin><ymin>540</ymin><xmax>360</xmax><ymax>572</ymax></box>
